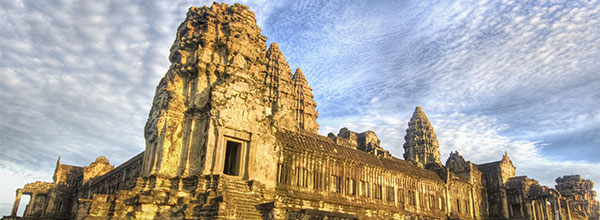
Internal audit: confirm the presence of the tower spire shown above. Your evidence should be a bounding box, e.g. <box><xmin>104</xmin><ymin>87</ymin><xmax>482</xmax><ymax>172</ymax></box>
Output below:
<box><xmin>403</xmin><ymin>106</ymin><xmax>441</xmax><ymax>167</ymax></box>
<box><xmin>292</xmin><ymin>68</ymin><xmax>319</xmax><ymax>133</ymax></box>
<box><xmin>265</xmin><ymin>42</ymin><xmax>298</xmax><ymax>131</ymax></box>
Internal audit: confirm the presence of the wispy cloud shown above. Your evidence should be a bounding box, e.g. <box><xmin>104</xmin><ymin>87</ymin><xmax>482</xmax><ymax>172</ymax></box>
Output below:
<box><xmin>0</xmin><ymin>0</ymin><xmax>280</xmax><ymax>214</ymax></box>
<box><xmin>279</xmin><ymin>0</ymin><xmax>600</xmax><ymax>193</ymax></box>
<box><xmin>0</xmin><ymin>0</ymin><xmax>599</xmax><ymax>215</ymax></box>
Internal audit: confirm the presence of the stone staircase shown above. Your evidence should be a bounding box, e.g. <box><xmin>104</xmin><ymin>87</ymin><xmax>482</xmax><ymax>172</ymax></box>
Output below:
<box><xmin>219</xmin><ymin>176</ymin><xmax>264</xmax><ymax>219</ymax></box>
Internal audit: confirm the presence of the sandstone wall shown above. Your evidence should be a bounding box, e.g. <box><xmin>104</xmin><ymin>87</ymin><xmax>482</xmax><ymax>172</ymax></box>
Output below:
<box><xmin>273</xmin><ymin>131</ymin><xmax>455</xmax><ymax>220</ymax></box>
<box><xmin>141</xmin><ymin>3</ymin><xmax>276</xmax><ymax>183</ymax></box>
<box><xmin>556</xmin><ymin>175</ymin><xmax>600</xmax><ymax>219</ymax></box>
<box><xmin>82</xmin><ymin>156</ymin><xmax>114</xmax><ymax>184</ymax></box>
<box><xmin>291</xmin><ymin>68</ymin><xmax>319</xmax><ymax>133</ymax></box>
<box><xmin>265</xmin><ymin>43</ymin><xmax>297</xmax><ymax>131</ymax></box>
<box><xmin>6</xmin><ymin>3</ymin><xmax>600</xmax><ymax>220</ymax></box>
<box><xmin>78</xmin><ymin>152</ymin><xmax>143</xmax><ymax>199</ymax></box>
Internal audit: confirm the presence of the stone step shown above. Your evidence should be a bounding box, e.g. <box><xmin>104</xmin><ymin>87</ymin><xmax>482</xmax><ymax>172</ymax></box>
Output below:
<box><xmin>235</xmin><ymin>211</ymin><xmax>262</xmax><ymax>218</ymax></box>
<box><xmin>217</xmin><ymin>177</ymin><xmax>264</xmax><ymax>218</ymax></box>
<box><xmin>224</xmin><ymin>183</ymin><xmax>252</xmax><ymax>191</ymax></box>
<box><xmin>227</xmin><ymin>196</ymin><xmax>259</xmax><ymax>205</ymax></box>
<box><xmin>225</xmin><ymin>191</ymin><xmax>258</xmax><ymax>198</ymax></box>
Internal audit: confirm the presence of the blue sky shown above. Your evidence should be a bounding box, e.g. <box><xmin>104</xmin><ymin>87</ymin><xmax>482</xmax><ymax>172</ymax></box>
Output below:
<box><xmin>1</xmin><ymin>0</ymin><xmax>599</xmax><ymax>215</ymax></box>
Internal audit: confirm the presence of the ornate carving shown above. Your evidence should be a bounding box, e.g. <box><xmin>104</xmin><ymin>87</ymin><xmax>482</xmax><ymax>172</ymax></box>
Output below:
<box><xmin>556</xmin><ymin>175</ymin><xmax>600</xmax><ymax>219</ymax></box>
<box><xmin>292</xmin><ymin>68</ymin><xmax>319</xmax><ymax>133</ymax></box>
<box><xmin>3</xmin><ymin>3</ymin><xmax>597</xmax><ymax>220</ymax></box>
<box><xmin>403</xmin><ymin>106</ymin><xmax>442</xmax><ymax>167</ymax></box>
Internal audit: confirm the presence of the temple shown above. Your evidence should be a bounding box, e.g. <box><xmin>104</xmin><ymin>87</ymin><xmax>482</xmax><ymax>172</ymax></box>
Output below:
<box><xmin>3</xmin><ymin>3</ymin><xmax>599</xmax><ymax>220</ymax></box>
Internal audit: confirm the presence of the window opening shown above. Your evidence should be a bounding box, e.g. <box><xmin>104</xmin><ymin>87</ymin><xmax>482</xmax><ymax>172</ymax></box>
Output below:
<box><xmin>223</xmin><ymin>140</ymin><xmax>242</xmax><ymax>175</ymax></box>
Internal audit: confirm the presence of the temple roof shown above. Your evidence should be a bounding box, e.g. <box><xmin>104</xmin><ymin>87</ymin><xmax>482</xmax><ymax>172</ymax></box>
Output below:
<box><xmin>276</xmin><ymin>130</ymin><xmax>443</xmax><ymax>182</ymax></box>
<box><xmin>59</xmin><ymin>164</ymin><xmax>84</xmax><ymax>170</ymax></box>
<box><xmin>476</xmin><ymin>152</ymin><xmax>513</xmax><ymax>172</ymax></box>
<box><xmin>476</xmin><ymin>161</ymin><xmax>501</xmax><ymax>169</ymax></box>
<box><xmin>87</xmin><ymin>152</ymin><xmax>144</xmax><ymax>186</ymax></box>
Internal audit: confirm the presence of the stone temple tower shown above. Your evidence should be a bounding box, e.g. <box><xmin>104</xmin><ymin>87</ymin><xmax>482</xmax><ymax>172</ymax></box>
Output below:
<box><xmin>265</xmin><ymin>43</ymin><xmax>297</xmax><ymax>131</ymax></box>
<box><xmin>141</xmin><ymin>3</ymin><xmax>320</xmax><ymax>181</ymax></box>
<box><xmin>141</xmin><ymin>3</ymin><xmax>279</xmax><ymax>180</ymax></box>
<box><xmin>292</xmin><ymin>68</ymin><xmax>319</xmax><ymax>133</ymax></box>
<box><xmin>403</xmin><ymin>106</ymin><xmax>442</xmax><ymax>167</ymax></box>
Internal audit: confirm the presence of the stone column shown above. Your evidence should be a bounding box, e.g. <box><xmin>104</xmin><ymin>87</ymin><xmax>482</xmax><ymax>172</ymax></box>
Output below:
<box><xmin>501</xmin><ymin>189</ymin><xmax>510</xmax><ymax>219</ymax></box>
<box><xmin>520</xmin><ymin>202</ymin><xmax>525</xmax><ymax>218</ymax></box>
<box><xmin>445</xmin><ymin>185</ymin><xmax>450</xmax><ymax>215</ymax></box>
<box><xmin>469</xmin><ymin>187</ymin><xmax>475</xmax><ymax>219</ymax></box>
<box><xmin>531</xmin><ymin>200</ymin><xmax>538</xmax><ymax>220</ymax></box>
<box><xmin>11</xmin><ymin>189</ymin><xmax>23</xmax><ymax>216</ymax></box>
<box><xmin>24</xmin><ymin>193</ymin><xmax>36</xmax><ymax>217</ymax></box>
<box><xmin>415</xmin><ymin>186</ymin><xmax>420</xmax><ymax>212</ymax></box>
<box><xmin>552</xmin><ymin>198</ymin><xmax>561</xmax><ymax>220</ymax></box>
<box><xmin>565</xmin><ymin>200</ymin><xmax>571</xmax><ymax>220</ymax></box>
<box><xmin>542</xmin><ymin>199</ymin><xmax>549</xmax><ymax>220</ymax></box>
<box><xmin>540</xmin><ymin>199</ymin><xmax>547</xmax><ymax>220</ymax></box>
<box><xmin>394</xmin><ymin>185</ymin><xmax>398</xmax><ymax>207</ymax></box>
<box><xmin>542</xmin><ymin>198</ymin><xmax>552</xmax><ymax>220</ymax></box>
<box><xmin>536</xmin><ymin>199</ymin><xmax>543</xmax><ymax>220</ymax></box>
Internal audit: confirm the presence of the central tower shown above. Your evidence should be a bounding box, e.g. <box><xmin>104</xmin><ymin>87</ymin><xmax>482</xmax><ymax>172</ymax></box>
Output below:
<box><xmin>403</xmin><ymin>106</ymin><xmax>442</xmax><ymax>167</ymax></box>
<box><xmin>140</xmin><ymin>3</ymin><xmax>319</xmax><ymax>183</ymax></box>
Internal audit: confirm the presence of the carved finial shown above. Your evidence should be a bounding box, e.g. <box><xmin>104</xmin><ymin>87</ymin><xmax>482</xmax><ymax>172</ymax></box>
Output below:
<box><xmin>415</xmin><ymin>105</ymin><xmax>423</xmax><ymax>112</ymax></box>
<box><xmin>94</xmin><ymin>156</ymin><xmax>110</xmax><ymax>164</ymax></box>
<box><xmin>503</xmin><ymin>151</ymin><xmax>509</xmax><ymax>160</ymax></box>
<box><xmin>267</xmin><ymin>43</ymin><xmax>281</xmax><ymax>55</ymax></box>
<box><xmin>293</xmin><ymin>68</ymin><xmax>305</xmax><ymax>81</ymax></box>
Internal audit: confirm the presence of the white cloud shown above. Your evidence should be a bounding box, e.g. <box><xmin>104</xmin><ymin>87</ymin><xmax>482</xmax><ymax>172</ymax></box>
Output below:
<box><xmin>308</xmin><ymin>0</ymin><xmax>600</xmax><ymax>201</ymax></box>
<box><xmin>435</xmin><ymin>112</ymin><xmax>600</xmax><ymax>193</ymax></box>
<box><xmin>0</xmin><ymin>0</ymin><xmax>284</xmax><ymax>215</ymax></box>
<box><xmin>1</xmin><ymin>0</ymin><xmax>599</xmax><ymax>215</ymax></box>
<box><xmin>320</xmin><ymin>109</ymin><xmax>600</xmax><ymax>195</ymax></box>
<box><xmin>0</xmin><ymin>160</ymin><xmax>52</xmax><ymax>215</ymax></box>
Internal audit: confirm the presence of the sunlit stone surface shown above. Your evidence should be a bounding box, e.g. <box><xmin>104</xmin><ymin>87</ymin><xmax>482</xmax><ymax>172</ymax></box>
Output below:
<box><xmin>3</xmin><ymin>3</ymin><xmax>599</xmax><ymax>220</ymax></box>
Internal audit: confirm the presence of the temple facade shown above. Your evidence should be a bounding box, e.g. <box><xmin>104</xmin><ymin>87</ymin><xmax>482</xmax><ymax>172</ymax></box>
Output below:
<box><xmin>4</xmin><ymin>3</ymin><xmax>599</xmax><ymax>220</ymax></box>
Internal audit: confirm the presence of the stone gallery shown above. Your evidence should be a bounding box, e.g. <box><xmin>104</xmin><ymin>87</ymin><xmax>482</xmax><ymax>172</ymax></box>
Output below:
<box><xmin>4</xmin><ymin>3</ymin><xmax>599</xmax><ymax>220</ymax></box>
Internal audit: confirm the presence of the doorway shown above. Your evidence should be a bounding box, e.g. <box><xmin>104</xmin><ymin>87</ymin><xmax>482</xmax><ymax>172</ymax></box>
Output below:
<box><xmin>223</xmin><ymin>140</ymin><xmax>242</xmax><ymax>176</ymax></box>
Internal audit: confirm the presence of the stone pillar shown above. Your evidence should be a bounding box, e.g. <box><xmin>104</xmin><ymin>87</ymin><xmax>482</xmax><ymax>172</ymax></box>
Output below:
<box><xmin>469</xmin><ymin>187</ymin><xmax>475</xmax><ymax>219</ymax></box>
<box><xmin>552</xmin><ymin>198</ymin><xmax>561</xmax><ymax>220</ymax></box>
<box><xmin>542</xmin><ymin>199</ymin><xmax>549</xmax><ymax>220</ymax></box>
<box><xmin>415</xmin><ymin>185</ymin><xmax>420</xmax><ymax>212</ymax></box>
<box><xmin>538</xmin><ymin>199</ymin><xmax>548</xmax><ymax>220</ymax></box>
<box><xmin>24</xmin><ymin>193</ymin><xmax>36</xmax><ymax>217</ymax></box>
<box><xmin>500</xmin><ymin>189</ymin><xmax>510</xmax><ymax>219</ymax></box>
<box><xmin>536</xmin><ymin>199</ymin><xmax>542</xmax><ymax>220</ymax></box>
<box><xmin>394</xmin><ymin>185</ymin><xmax>398</xmax><ymax>207</ymax></box>
<box><xmin>501</xmin><ymin>189</ymin><xmax>510</xmax><ymax>219</ymax></box>
<box><xmin>532</xmin><ymin>200</ymin><xmax>538</xmax><ymax>220</ymax></box>
<box><xmin>11</xmin><ymin>189</ymin><xmax>23</xmax><ymax>216</ymax></box>
<box><xmin>516</xmin><ymin>195</ymin><xmax>524</xmax><ymax>218</ymax></box>
<box><xmin>445</xmin><ymin>185</ymin><xmax>450</xmax><ymax>214</ymax></box>
<box><xmin>565</xmin><ymin>200</ymin><xmax>571</xmax><ymax>220</ymax></box>
<box><xmin>41</xmin><ymin>193</ymin><xmax>50</xmax><ymax>217</ymax></box>
<box><xmin>540</xmin><ymin>199</ymin><xmax>546</xmax><ymax>220</ymax></box>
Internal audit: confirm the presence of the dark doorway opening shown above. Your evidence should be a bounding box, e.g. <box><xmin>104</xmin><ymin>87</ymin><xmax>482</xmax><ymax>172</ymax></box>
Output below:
<box><xmin>223</xmin><ymin>140</ymin><xmax>242</xmax><ymax>176</ymax></box>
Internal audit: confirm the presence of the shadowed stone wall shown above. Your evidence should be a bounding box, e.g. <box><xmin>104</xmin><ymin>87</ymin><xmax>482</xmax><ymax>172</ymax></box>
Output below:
<box><xmin>3</xmin><ymin>3</ymin><xmax>599</xmax><ymax>220</ymax></box>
